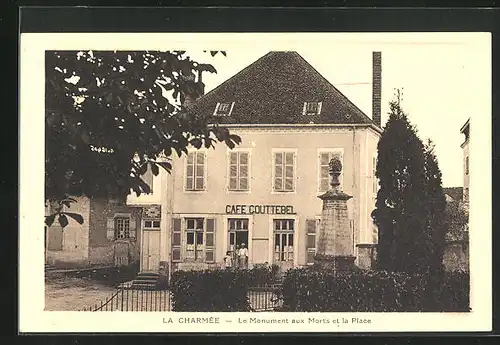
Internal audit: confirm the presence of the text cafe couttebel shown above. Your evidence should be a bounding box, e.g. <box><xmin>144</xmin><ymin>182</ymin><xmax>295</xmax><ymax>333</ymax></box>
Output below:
<box><xmin>225</xmin><ymin>205</ymin><xmax>296</xmax><ymax>215</ymax></box>
<box><xmin>126</xmin><ymin>51</ymin><xmax>382</xmax><ymax>275</ymax></box>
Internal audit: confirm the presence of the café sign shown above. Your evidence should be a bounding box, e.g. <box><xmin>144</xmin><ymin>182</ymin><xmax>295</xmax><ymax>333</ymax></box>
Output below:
<box><xmin>225</xmin><ymin>204</ymin><xmax>295</xmax><ymax>215</ymax></box>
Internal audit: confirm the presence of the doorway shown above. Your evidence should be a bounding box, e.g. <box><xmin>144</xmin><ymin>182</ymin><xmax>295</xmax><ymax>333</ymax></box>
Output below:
<box><xmin>141</xmin><ymin>230</ymin><xmax>160</xmax><ymax>272</ymax></box>
<box><xmin>273</xmin><ymin>219</ymin><xmax>295</xmax><ymax>271</ymax></box>
<box><xmin>227</xmin><ymin>218</ymin><xmax>249</xmax><ymax>267</ymax></box>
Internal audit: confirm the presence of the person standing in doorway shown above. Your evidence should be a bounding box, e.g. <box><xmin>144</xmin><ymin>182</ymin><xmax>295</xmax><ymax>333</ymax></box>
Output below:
<box><xmin>238</xmin><ymin>243</ymin><xmax>249</xmax><ymax>269</ymax></box>
<box><xmin>234</xmin><ymin>244</ymin><xmax>240</xmax><ymax>269</ymax></box>
<box><xmin>223</xmin><ymin>251</ymin><xmax>233</xmax><ymax>269</ymax></box>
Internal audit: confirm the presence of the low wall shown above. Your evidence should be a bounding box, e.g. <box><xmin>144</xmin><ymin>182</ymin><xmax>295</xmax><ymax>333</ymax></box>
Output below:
<box><xmin>45</xmin><ymin>250</ymin><xmax>89</xmax><ymax>268</ymax></box>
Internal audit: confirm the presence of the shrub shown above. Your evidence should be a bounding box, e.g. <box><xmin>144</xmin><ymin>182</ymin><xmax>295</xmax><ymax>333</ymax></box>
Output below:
<box><xmin>170</xmin><ymin>269</ymin><xmax>251</xmax><ymax>312</ymax></box>
<box><xmin>280</xmin><ymin>268</ymin><xmax>470</xmax><ymax>312</ymax></box>
<box><xmin>245</xmin><ymin>264</ymin><xmax>281</xmax><ymax>286</ymax></box>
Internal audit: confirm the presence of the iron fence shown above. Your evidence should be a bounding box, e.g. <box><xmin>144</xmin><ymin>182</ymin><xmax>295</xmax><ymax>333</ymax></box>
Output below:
<box><xmin>82</xmin><ymin>285</ymin><xmax>282</xmax><ymax>312</ymax></box>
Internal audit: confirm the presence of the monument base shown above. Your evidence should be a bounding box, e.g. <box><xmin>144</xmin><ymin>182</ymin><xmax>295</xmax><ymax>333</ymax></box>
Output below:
<box><xmin>314</xmin><ymin>254</ymin><xmax>357</xmax><ymax>271</ymax></box>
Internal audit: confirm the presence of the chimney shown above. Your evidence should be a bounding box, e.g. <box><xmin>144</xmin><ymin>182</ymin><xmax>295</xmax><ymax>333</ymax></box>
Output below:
<box><xmin>372</xmin><ymin>52</ymin><xmax>382</xmax><ymax>127</ymax></box>
<box><xmin>198</xmin><ymin>71</ymin><xmax>205</xmax><ymax>97</ymax></box>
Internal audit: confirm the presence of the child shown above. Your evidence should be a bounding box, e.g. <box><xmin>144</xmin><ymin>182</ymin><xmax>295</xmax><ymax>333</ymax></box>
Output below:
<box><xmin>223</xmin><ymin>251</ymin><xmax>233</xmax><ymax>269</ymax></box>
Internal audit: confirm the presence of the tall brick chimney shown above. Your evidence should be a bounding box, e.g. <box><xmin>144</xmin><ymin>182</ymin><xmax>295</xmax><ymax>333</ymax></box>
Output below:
<box><xmin>372</xmin><ymin>52</ymin><xmax>382</xmax><ymax>127</ymax></box>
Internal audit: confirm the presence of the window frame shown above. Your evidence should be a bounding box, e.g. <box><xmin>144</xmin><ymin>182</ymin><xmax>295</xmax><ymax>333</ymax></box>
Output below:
<box><xmin>114</xmin><ymin>216</ymin><xmax>131</xmax><ymax>239</ymax></box>
<box><xmin>213</xmin><ymin>102</ymin><xmax>235</xmax><ymax>117</ymax></box>
<box><xmin>268</xmin><ymin>215</ymin><xmax>299</xmax><ymax>266</ymax></box>
<box><xmin>143</xmin><ymin>219</ymin><xmax>161</xmax><ymax>230</ymax></box>
<box><xmin>271</xmin><ymin>148</ymin><xmax>298</xmax><ymax>194</ymax></box>
<box><xmin>272</xmin><ymin>219</ymin><xmax>296</xmax><ymax>263</ymax></box>
<box><xmin>302</xmin><ymin>101</ymin><xmax>323</xmax><ymax>115</ymax></box>
<box><xmin>184</xmin><ymin>150</ymin><xmax>208</xmax><ymax>193</ymax></box>
<box><xmin>227</xmin><ymin>148</ymin><xmax>252</xmax><ymax>193</ymax></box>
<box><xmin>317</xmin><ymin>148</ymin><xmax>344</xmax><ymax>193</ymax></box>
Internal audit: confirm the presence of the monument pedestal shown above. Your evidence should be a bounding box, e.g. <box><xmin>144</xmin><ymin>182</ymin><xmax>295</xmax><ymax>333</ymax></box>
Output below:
<box><xmin>314</xmin><ymin>158</ymin><xmax>356</xmax><ymax>271</ymax></box>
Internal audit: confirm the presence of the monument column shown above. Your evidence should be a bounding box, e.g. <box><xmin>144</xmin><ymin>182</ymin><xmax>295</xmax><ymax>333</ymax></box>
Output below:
<box><xmin>315</xmin><ymin>157</ymin><xmax>356</xmax><ymax>270</ymax></box>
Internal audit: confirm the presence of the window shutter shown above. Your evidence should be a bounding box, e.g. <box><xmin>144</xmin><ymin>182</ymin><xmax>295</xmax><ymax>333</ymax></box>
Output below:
<box><xmin>302</xmin><ymin>102</ymin><xmax>307</xmax><ymax>115</ymax></box>
<box><xmin>306</xmin><ymin>219</ymin><xmax>317</xmax><ymax>265</ymax></box>
<box><xmin>205</xmin><ymin>218</ymin><xmax>215</xmax><ymax>263</ymax></box>
<box><xmin>317</xmin><ymin>102</ymin><xmax>322</xmax><ymax>115</ymax></box>
<box><xmin>129</xmin><ymin>217</ymin><xmax>137</xmax><ymax>239</ymax></box>
<box><xmin>229</xmin><ymin>152</ymin><xmax>238</xmax><ymax>190</ymax></box>
<box><xmin>172</xmin><ymin>218</ymin><xmax>182</xmax><ymax>262</ymax></box>
<box><xmin>106</xmin><ymin>217</ymin><xmax>115</xmax><ymax>240</ymax></box>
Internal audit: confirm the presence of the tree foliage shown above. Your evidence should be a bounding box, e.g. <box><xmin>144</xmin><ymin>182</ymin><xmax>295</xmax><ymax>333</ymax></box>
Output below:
<box><xmin>372</xmin><ymin>90</ymin><xmax>447</xmax><ymax>273</ymax></box>
<box><xmin>45</xmin><ymin>50</ymin><xmax>240</xmax><ymax>225</ymax></box>
<box><xmin>423</xmin><ymin>139</ymin><xmax>447</xmax><ymax>272</ymax></box>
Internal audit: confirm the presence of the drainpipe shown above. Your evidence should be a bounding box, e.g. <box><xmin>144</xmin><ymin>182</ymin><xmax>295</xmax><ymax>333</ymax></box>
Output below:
<box><xmin>352</xmin><ymin>125</ymin><xmax>357</xmax><ymax>255</ymax></box>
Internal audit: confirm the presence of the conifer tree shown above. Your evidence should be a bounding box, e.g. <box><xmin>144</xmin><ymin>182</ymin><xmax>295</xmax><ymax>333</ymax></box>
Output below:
<box><xmin>423</xmin><ymin>140</ymin><xmax>447</xmax><ymax>273</ymax></box>
<box><xmin>372</xmin><ymin>90</ymin><xmax>429</xmax><ymax>273</ymax></box>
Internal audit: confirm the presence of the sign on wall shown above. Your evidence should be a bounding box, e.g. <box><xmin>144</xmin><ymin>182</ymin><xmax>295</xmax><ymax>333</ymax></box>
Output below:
<box><xmin>225</xmin><ymin>204</ymin><xmax>296</xmax><ymax>215</ymax></box>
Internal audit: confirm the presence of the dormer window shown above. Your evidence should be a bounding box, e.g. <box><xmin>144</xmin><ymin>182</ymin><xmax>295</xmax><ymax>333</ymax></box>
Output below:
<box><xmin>213</xmin><ymin>102</ymin><xmax>235</xmax><ymax>117</ymax></box>
<box><xmin>302</xmin><ymin>102</ymin><xmax>322</xmax><ymax>115</ymax></box>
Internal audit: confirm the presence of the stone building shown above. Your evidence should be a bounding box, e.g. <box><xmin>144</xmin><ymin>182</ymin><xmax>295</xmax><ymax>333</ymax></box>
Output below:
<box><xmin>44</xmin><ymin>196</ymin><xmax>142</xmax><ymax>268</ymax></box>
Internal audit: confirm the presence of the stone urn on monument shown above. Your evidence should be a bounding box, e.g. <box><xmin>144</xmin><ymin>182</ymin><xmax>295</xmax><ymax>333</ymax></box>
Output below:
<box><xmin>314</xmin><ymin>157</ymin><xmax>356</xmax><ymax>271</ymax></box>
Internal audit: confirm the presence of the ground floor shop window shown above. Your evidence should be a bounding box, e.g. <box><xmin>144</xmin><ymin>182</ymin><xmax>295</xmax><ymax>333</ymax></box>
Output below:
<box><xmin>273</xmin><ymin>219</ymin><xmax>294</xmax><ymax>263</ymax></box>
<box><xmin>171</xmin><ymin>217</ymin><xmax>215</xmax><ymax>263</ymax></box>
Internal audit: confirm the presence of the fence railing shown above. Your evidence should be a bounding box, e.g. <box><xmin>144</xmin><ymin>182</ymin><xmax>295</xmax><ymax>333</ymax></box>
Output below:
<box><xmin>82</xmin><ymin>285</ymin><xmax>282</xmax><ymax>312</ymax></box>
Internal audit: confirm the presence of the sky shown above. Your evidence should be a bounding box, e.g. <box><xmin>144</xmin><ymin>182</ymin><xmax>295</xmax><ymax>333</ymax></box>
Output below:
<box><xmin>186</xmin><ymin>36</ymin><xmax>488</xmax><ymax>188</ymax></box>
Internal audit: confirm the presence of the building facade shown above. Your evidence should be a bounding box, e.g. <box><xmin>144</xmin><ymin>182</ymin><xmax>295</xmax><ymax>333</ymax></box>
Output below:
<box><xmin>45</xmin><ymin>196</ymin><xmax>142</xmax><ymax>268</ymax></box>
<box><xmin>127</xmin><ymin>51</ymin><xmax>383</xmax><ymax>273</ymax></box>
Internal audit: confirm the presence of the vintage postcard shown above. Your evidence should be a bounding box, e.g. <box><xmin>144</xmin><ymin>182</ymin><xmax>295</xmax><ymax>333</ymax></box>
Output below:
<box><xmin>19</xmin><ymin>32</ymin><xmax>491</xmax><ymax>333</ymax></box>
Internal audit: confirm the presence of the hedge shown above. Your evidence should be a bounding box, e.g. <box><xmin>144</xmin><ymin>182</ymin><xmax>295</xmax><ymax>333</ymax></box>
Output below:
<box><xmin>170</xmin><ymin>269</ymin><xmax>251</xmax><ymax>312</ymax></box>
<box><xmin>279</xmin><ymin>268</ymin><xmax>470</xmax><ymax>312</ymax></box>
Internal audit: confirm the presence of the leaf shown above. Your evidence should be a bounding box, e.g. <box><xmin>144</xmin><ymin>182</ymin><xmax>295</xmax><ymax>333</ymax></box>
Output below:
<box><xmin>225</xmin><ymin>138</ymin><xmax>235</xmax><ymax>150</ymax></box>
<box><xmin>58</xmin><ymin>214</ymin><xmax>69</xmax><ymax>228</ymax></box>
<box><xmin>138</xmin><ymin>177</ymin><xmax>152</xmax><ymax>194</ymax></box>
<box><xmin>204</xmin><ymin>138</ymin><xmax>212</xmax><ymax>149</ymax></box>
<box><xmin>63</xmin><ymin>212</ymin><xmax>84</xmax><ymax>225</ymax></box>
<box><xmin>190</xmin><ymin>138</ymin><xmax>202</xmax><ymax>149</ymax></box>
<box><xmin>157</xmin><ymin>161</ymin><xmax>172</xmax><ymax>172</ymax></box>
<box><xmin>229</xmin><ymin>134</ymin><xmax>242</xmax><ymax>145</ymax></box>
<box><xmin>137</xmin><ymin>162</ymin><xmax>148</xmax><ymax>175</ymax></box>
<box><xmin>45</xmin><ymin>214</ymin><xmax>57</xmax><ymax>227</ymax></box>
<box><xmin>150</xmin><ymin>161</ymin><xmax>159</xmax><ymax>176</ymax></box>
<box><xmin>61</xmin><ymin>201</ymin><xmax>72</xmax><ymax>208</ymax></box>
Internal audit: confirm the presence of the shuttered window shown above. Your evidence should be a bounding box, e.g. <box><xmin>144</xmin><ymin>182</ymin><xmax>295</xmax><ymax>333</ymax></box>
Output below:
<box><xmin>171</xmin><ymin>217</ymin><xmax>216</xmax><ymax>263</ymax></box>
<box><xmin>306</xmin><ymin>219</ymin><xmax>318</xmax><ymax>265</ymax></box>
<box><xmin>171</xmin><ymin>218</ymin><xmax>182</xmax><ymax>262</ymax></box>
<box><xmin>228</xmin><ymin>151</ymin><xmax>249</xmax><ymax>191</ymax></box>
<box><xmin>319</xmin><ymin>151</ymin><xmax>342</xmax><ymax>192</ymax></box>
<box><xmin>205</xmin><ymin>218</ymin><xmax>216</xmax><ymax>263</ymax></box>
<box><xmin>186</xmin><ymin>152</ymin><xmax>206</xmax><ymax>191</ymax></box>
<box><xmin>107</xmin><ymin>214</ymin><xmax>136</xmax><ymax>240</ymax></box>
<box><xmin>273</xmin><ymin>152</ymin><xmax>295</xmax><ymax>192</ymax></box>
<box><xmin>373</xmin><ymin>157</ymin><xmax>378</xmax><ymax>194</ymax></box>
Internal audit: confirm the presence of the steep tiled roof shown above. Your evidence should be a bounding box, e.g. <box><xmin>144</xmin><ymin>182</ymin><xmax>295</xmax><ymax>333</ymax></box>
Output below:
<box><xmin>444</xmin><ymin>187</ymin><xmax>463</xmax><ymax>202</ymax></box>
<box><xmin>188</xmin><ymin>51</ymin><xmax>376</xmax><ymax>125</ymax></box>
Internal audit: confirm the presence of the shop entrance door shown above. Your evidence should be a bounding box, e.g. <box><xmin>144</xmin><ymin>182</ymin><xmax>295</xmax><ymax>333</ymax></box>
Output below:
<box><xmin>227</xmin><ymin>218</ymin><xmax>249</xmax><ymax>268</ymax></box>
<box><xmin>273</xmin><ymin>219</ymin><xmax>295</xmax><ymax>271</ymax></box>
